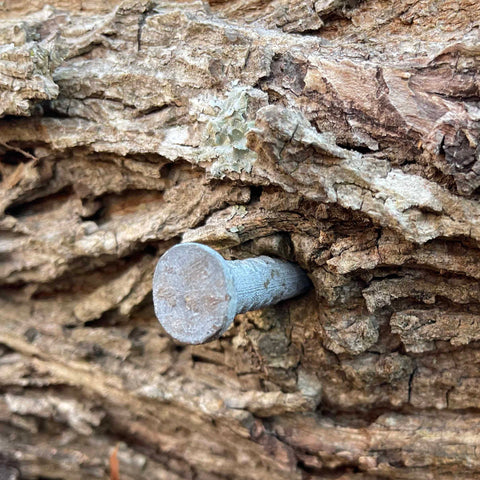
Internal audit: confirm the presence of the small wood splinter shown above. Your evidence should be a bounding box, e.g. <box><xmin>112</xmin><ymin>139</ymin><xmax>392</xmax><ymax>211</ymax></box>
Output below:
<box><xmin>152</xmin><ymin>242</ymin><xmax>311</xmax><ymax>344</ymax></box>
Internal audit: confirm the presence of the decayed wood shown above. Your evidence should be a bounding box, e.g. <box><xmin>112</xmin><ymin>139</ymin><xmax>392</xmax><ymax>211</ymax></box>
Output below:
<box><xmin>1</xmin><ymin>0</ymin><xmax>480</xmax><ymax>478</ymax></box>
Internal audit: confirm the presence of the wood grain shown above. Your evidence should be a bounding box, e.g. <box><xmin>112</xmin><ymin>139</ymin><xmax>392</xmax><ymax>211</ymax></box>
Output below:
<box><xmin>1</xmin><ymin>0</ymin><xmax>480</xmax><ymax>478</ymax></box>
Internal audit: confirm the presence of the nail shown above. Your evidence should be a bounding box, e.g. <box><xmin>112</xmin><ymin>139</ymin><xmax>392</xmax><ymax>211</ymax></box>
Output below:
<box><xmin>152</xmin><ymin>242</ymin><xmax>311</xmax><ymax>344</ymax></box>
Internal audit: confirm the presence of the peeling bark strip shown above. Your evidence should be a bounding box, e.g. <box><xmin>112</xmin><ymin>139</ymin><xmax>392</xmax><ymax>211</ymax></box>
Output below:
<box><xmin>1</xmin><ymin>0</ymin><xmax>480</xmax><ymax>479</ymax></box>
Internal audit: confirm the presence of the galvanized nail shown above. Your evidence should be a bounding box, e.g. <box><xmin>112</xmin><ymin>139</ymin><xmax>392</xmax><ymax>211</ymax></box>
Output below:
<box><xmin>152</xmin><ymin>242</ymin><xmax>311</xmax><ymax>344</ymax></box>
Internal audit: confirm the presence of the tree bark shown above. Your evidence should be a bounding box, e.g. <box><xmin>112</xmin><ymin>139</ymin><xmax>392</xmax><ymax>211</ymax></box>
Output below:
<box><xmin>1</xmin><ymin>0</ymin><xmax>480</xmax><ymax>478</ymax></box>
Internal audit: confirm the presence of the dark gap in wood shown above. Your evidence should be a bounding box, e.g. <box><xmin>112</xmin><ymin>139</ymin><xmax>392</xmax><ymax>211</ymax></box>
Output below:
<box><xmin>5</xmin><ymin>186</ymin><xmax>75</xmax><ymax>218</ymax></box>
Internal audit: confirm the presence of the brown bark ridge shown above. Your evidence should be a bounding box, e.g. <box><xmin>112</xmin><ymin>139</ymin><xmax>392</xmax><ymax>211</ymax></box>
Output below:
<box><xmin>1</xmin><ymin>0</ymin><xmax>480</xmax><ymax>478</ymax></box>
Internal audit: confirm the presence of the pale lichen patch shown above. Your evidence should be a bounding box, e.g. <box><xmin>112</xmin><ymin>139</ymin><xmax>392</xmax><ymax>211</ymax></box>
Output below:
<box><xmin>200</xmin><ymin>85</ymin><xmax>267</xmax><ymax>178</ymax></box>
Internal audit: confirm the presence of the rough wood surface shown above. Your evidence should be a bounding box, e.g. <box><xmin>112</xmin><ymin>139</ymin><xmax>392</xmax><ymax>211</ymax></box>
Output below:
<box><xmin>1</xmin><ymin>0</ymin><xmax>480</xmax><ymax>479</ymax></box>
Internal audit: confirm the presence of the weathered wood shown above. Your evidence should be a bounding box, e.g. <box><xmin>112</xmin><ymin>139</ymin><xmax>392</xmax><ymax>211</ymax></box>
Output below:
<box><xmin>1</xmin><ymin>0</ymin><xmax>480</xmax><ymax>478</ymax></box>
